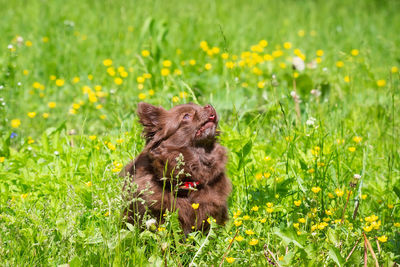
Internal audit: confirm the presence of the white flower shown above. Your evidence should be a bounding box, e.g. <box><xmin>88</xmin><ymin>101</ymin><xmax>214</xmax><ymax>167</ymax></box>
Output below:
<box><xmin>16</xmin><ymin>36</ymin><xmax>24</xmax><ymax>43</ymax></box>
<box><xmin>54</xmin><ymin>151</ymin><xmax>60</xmax><ymax>156</ymax></box>
<box><xmin>354</xmin><ymin>174</ymin><xmax>361</xmax><ymax>179</ymax></box>
<box><xmin>7</xmin><ymin>44</ymin><xmax>13</xmax><ymax>50</ymax></box>
<box><xmin>311</xmin><ymin>89</ymin><xmax>321</xmax><ymax>97</ymax></box>
<box><xmin>306</xmin><ymin>117</ymin><xmax>316</xmax><ymax>126</ymax></box>
<box><xmin>145</xmin><ymin>218</ymin><xmax>157</xmax><ymax>230</ymax></box>
<box><xmin>292</xmin><ymin>56</ymin><xmax>305</xmax><ymax>71</ymax></box>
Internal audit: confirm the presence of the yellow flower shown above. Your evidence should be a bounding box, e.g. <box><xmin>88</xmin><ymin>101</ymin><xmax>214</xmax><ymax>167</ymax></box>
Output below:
<box><xmin>245</xmin><ymin>229</ymin><xmax>255</xmax><ymax>235</ymax></box>
<box><xmin>394</xmin><ymin>222</ymin><xmax>400</xmax><ymax>227</ymax></box>
<box><xmin>266</xmin><ymin>207</ymin><xmax>274</xmax><ymax>213</ymax></box>
<box><xmin>89</xmin><ymin>135</ymin><xmax>97</xmax><ymax>141</ymax></box>
<box><xmin>205</xmin><ymin>63</ymin><xmax>212</xmax><ymax>70</ymax></box>
<box><xmin>311</xmin><ymin>186</ymin><xmax>321</xmax><ymax>194</ymax></box>
<box><xmin>107</xmin><ymin>142</ymin><xmax>116</xmax><ymax>150</ymax></box>
<box><xmin>391</xmin><ymin>66</ymin><xmax>398</xmax><ymax>73</ymax></box>
<box><xmin>308</xmin><ymin>168</ymin><xmax>315</xmax><ymax>174</ymax></box>
<box><xmin>279</xmin><ymin>62</ymin><xmax>286</xmax><ymax>69</ymax></box>
<box><xmin>235</xmin><ymin>235</ymin><xmax>244</xmax><ymax>241</ymax></box>
<box><xmin>376</xmin><ymin>80</ymin><xmax>386</xmax><ymax>87</ymax></box>
<box><xmin>325</xmin><ymin>209</ymin><xmax>333</xmax><ymax>216</ymax></box>
<box><xmin>283</xmin><ymin>42</ymin><xmax>292</xmax><ymax>49</ymax></box>
<box><xmin>365</xmin><ymin>215</ymin><xmax>378</xmax><ymax>223</ymax></box>
<box><xmin>50</xmin><ymin>75</ymin><xmax>56</xmax><ymax>80</ymax></box>
<box><xmin>363</xmin><ymin>225</ymin><xmax>372</xmax><ymax>232</ymax></box>
<box><xmin>335</xmin><ymin>188</ymin><xmax>344</xmax><ymax>197</ymax></box>
<box><xmin>107</xmin><ymin>67</ymin><xmax>116</xmax><ymax>76</ymax></box>
<box><xmin>388</xmin><ymin>204</ymin><xmax>394</xmax><ymax>209</ymax></box>
<box><xmin>377</xmin><ymin>235</ymin><xmax>387</xmax><ymax>243</ymax></box>
<box><xmin>86</xmin><ymin>181</ymin><xmax>92</xmax><ymax>187</ymax></box>
<box><xmin>297</xmin><ymin>30</ymin><xmax>305</xmax><ymax>37</ymax></box>
<box><xmin>172</xmin><ymin>96</ymin><xmax>180</xmax><ymax>103</ymax></box>
<box><xmin>0</xmin><ymin>157</ymin><xmax>5</xmax><ymax>163</ymax></box>
<box><xmin>25</xmin><ymin>40</ymin><xmax>32</xmax><ymax>47</ymax></box>
<box><xmin>114</xmin><ymin>77</ymin><xmax>123</xmax><ymax>85</ymax></box>
<box><xmin>249</xmin><ymin>239</ymin><xmax>259</xmax><ymax>246</ymax></box>
<box><xmin>260</xmin><ymin>218</ymin><xmax>266</xmax><ymax>223</ymax></box>
<box><xmin>11</xmin><ymin>119</ymin><xmax>21</xmax><ymax>128</ymax></box>
<box><xmin>104</xmin><ymin>211</ymin><xmax>109</xmax><ymax>217</ymax></box>
<box><xmin>72</xmin><ymin>77</ymin><xmax>80</xmax><ymax>84</ymax></box>
<box><xmin>298</xmin><ymin>218</ymin><xmax>306</xmax><ymax>223</ymax></box>
<box><xmin>138</xmin><ymin>93</ymin><xmax>146</xmax><ymax>100</ymax></box>
<box><xmin>103</xmin><ymin>59</ymin><xmax>113</xmax><ymax>66</ymax></box>
<box><xmin>141</xmin><ymin>50</ymin><xmax>150</xmax><ymax>57</ymax></box>
<box><xmin>55</xmin><ymin>79</ymin><xmax>65</xmax><ymax>87</ymax></box>
<box><xmin>294</xmin><ymin>200</ymin><xmax>301</xmax><ymax>207</ymax></box>
<box><xmin>316</xmin><ymin>50</ymin><xmax>324</xmax><ymax>57</ymax></box>
<box><xmin>266</xmin><ymin>202</ymin><xmax>274</xmax><ymax>208</ymax></box>
<box><xmin>257</xmin><ymin>81</ymin><xmax>265</xmax><ymax>89</ymax></box>
<box><xmin>189</xmin><ymin>59</ymin><xmax>196</xmax><ymax>65</ymax></box>
<box><xmin>361</xmin><ymin>194</ymin><xmax>367</xmax><ymax>200</ymax></box>
<box><xmin>48</xmin><ymin>102</ymin><xmax>56</xmax><ymax>108</ymax></box>
<box><xmin>161</xmin><ymin>68</ymin><xmax>170</xmax><ymax>76</ymax></box>
<box><xmin>351</xmin><ymin>49</ymin><xmax>359</xmax><ymax>56</ymax></box>
<box><xmin>221</xmin><ymin>53</ymin><xmax>229</xmax><ymax>59</ymax></box>
<box><xmin>251</xmin><ymin>206</ymin><xmax>259</xmax><ymax>212</ymax></box>
<box><xmin>336</xmin><ymin>61</ymin><xmax>344</xmax><ymax>68</ymax></box>
<box><xmin>27</xmin><ymin>112</ymin><xmax>37</xmax><ymax>118</ymax></box>
<box><xmin>88</xmin><ymin>74</ymin><xmax>93</xmax><ymax>80</ymax></box>
<box><xmin>21</xmin><ymin>193</ymin><xmax>28</xmax><ymax>199</ymax></box>
<box><xmin>191</xmin><ymin>203</ymin><xmax>199</xmax><ymax>210</ymax></box>
<box><xmin>348</xmin><ymin>146</ymin><xmax>356</xmax><ymax>152</ymax></box>
<box><xmin>226</xmin><ymin>257</ymin><xmax>235</xmax><ymax>263</ymax></box>
<box><xmin>328</xmin><ymin>192</ymin><xmax>335</xmax><ymax>199</ymax></box>
<box><xmin>233</xmin><ymin>210</ymin><xmax>241</xmax><ymax>219</ymax></box>
<box><xmin>162</xmin><ymin>60</ymin><xmax>172</xmax><ymax>67</ymax></box>
<box><xmin>353</xmin><ymin>136</ymin><xmax>362</xmax><ymax>143</ymax></box>
<box><xmin>234</xmin><ymin>220</ymin><xmax>242</xmax><ymax>227</ymax></box>
<box><xmin>255</xmin><ymin>173</ymin><xmax>263</xmax><ymax>180</ymax></box>
<box><xmin>158</xmin><ymin>227</ymin><xmax>165</xmax><ymax>232</ymax></box>
<box><xmin>42</xmin><ymin>36</ymin><xmax>49</xmax><ymax>43</ymax></box>
<box><xmin>344</xmin><ymin>76</ymin><xmax>350</xmax><ymax>83</ymax></box>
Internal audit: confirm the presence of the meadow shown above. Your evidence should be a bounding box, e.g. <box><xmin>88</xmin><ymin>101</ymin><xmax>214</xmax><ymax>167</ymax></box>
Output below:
<box><xmin>1</xmin><ymin>0</ymin><xmax>400</xmax><ymax>265</ymax></box>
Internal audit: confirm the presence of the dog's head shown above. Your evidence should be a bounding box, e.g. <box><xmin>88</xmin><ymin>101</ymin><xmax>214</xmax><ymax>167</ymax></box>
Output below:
<box><xmin>137</xmin><ymin>102</ymin><xmax>219</xmax><ymax>149</ymax></box>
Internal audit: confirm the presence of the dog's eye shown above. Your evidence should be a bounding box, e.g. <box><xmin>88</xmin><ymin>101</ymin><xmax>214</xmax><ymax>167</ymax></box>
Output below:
<box><xmin>183</xmin><ymin>114</ymin><xmax>191</xmax><ymax>120</ymax></box>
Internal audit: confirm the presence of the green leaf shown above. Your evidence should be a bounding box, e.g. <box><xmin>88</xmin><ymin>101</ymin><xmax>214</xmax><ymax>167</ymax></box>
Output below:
<box><xmin>274</xmin><ymin>227</ymin><xmax>304</xmax><ymax>249</ymax></box>
<box><xmin>328</xmin><ymin>246</ymin><xmax>345</xmax><ymax>267</ymax></box>
<box><xmin>393</xmin><ymin>185</ymin><xmax>400</xmax><ymax>200</ymax></box>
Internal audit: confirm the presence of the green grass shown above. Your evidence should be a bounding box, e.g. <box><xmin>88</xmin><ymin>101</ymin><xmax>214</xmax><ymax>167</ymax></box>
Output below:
<box><xmin>1</xmin><ymin>0</ymin><xmax>400</xmax><ymax>265</ymax></box>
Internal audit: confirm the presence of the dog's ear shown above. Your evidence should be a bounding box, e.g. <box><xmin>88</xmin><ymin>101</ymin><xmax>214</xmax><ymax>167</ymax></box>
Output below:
<box><xmin>137</xmin><ymin>102</ymin><xmax>166</xmax><ymax>143</ymax></box>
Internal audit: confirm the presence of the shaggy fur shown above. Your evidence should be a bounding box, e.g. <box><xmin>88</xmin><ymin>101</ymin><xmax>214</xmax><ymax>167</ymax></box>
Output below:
<box><xmin>121</xmin><ymin>102</ymin><xmax>231</xmax><ymax>234</ymax></box>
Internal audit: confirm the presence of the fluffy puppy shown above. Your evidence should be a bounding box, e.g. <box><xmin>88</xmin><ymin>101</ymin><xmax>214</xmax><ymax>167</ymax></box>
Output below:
<box><xmin>121</xmin><ymin>102</ymin><xmax>231</xmax><ymax>234</ymax></box>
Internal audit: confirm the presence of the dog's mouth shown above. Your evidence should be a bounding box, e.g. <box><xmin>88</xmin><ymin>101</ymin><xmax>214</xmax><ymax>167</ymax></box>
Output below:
<box><xmin>195</xmin><ymin>114</ymin><xmax>217</xmax><ymax>139</ymax></box>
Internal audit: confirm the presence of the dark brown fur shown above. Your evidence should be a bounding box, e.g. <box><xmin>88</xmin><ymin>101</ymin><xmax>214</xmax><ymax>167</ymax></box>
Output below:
<box><xmin>121</xmin><ymin>102</ymin><xmax>231</xmax><ymax>234</ymax></box>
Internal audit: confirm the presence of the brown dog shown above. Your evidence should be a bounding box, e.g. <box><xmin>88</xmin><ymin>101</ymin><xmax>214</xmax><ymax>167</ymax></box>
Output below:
<box><xmin>121</xmin><ymin>102</ymin><xmax>231</xmax><ymax>234</ymax></box>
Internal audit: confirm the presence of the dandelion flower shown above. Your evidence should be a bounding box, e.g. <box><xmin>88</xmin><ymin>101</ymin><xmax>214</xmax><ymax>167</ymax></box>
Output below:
<box><xmin>377</xmin><ymin>235</ymin><xmax>387</xmax><ymax>243</ymax></box>
<box><xmin>311</xmin><ymin>186</ymin><xmax>321</xmax><ymax>194</ymax></box>
<box><xmin>298</xmin><ymin>218</ymin><xmax>306</xmax><ymax>223</ymax></box>
<box><xmin>114</xmin><ymin>77</ymin><xmax>123</xmax><ymax>85</ymax></box>
<box><xmin>335</xmin><ymin>188</ymin><xmax>344</xmax><ymax>197</ymax></box>
<box><xmin>336</xmin><ymin>61</ymin><xmax>344</xmax><ymax>68</ymax></box>
<box><xmin>161</xmin><ymin>68</ymin><xmax>170</xmax><ymax>76</ymax></box>
<box><xmin>48</xmin><ymin>102</ymin><xmax>56</xmax><ymax>108</ymax></box>
<box><xmin>162</xmin><ymin>60</ymin><xmax>172</xmax><ymax>67</ymax></box>
<box><xmin>391</xmin><ymin>66</ymin><xmax>398</xmax><ymax>73</ymax></box>
<box><xmin>351</xmin><ymin>49</ymin><xmax>359</xmax><ymax>56</ymax></box>
<box><xmin>235</xmin><ymin>235</ymin><xmax>244</xmax><ymax>241</ymax></box>
<box><xmin>89</xmin><ymin>135</ymin><xmax>97</xmax><ymax>141</ymax></box>
<box><xmin>27</xmin><ymin>112</ymin><xmax>37</xmax><ymax>118</ymax></box>
<box><xmin>103</xmin><ymin>59</ymin><xmax>113</xmax><ymax>66</ymax></box>
<box><xmin>283</xmin><ymin>42</ymin><xmax>292</xmax><ymax>49</ymax></box>
<box><xmin>234</xmin><ymin>220</ymin><xmax>242</xmax><ymax>227</ymax></box>
<box><xmin>191</xmin><ymin>203</ymin><xmax>199</xmax><ymax>210</ymax></box>
<box><xmin>245</xmin><ymin>229</ymin><xmax>255</xmax><ymax>235</ymax></box>
<box><xmin>86</xmin><ymin>181</ymin><xmax>92</xmax><ymax>187</ymax></box>
<box><xmin>251</xmin><ymin>206</ymin><xmax>259</xmax><ymax>212</ymax></box>
<box><xmin>226</xmin><ymin>257</ymin><xmax>235</xmax><ymax>263</ymax></box>
<box><xmin>348</xmin><ymin>146</ymin><xmax>356</xmax><ymax>152</ymax></box>
<box><xmin>376</xmin><ymin>80</ymin><xmax>386</xmax><ymax>87</ymax></box>
<box><xmin>141</xmin><ymin>50</ymin><xmax>150</xmax><ymax>57</ymax></box>
<box><xmin>294</xmin><ymin>200</ymin><xmax>301</xmax><ymax>206</ymax></box>
<box><xmin>205</xmin><ymin>63</ymin><xmax>212</xmax><ymax>70</ymax></box>
<box><xmin>55</xmin><ymin>79</ymin><xmax>65</xmax><ymax>87</ymax></box>
<box><xmin>11</xmin><ymin>119</ymin><xmax>21</xmax><ymax>128</ymax></box>
<box><xmin>249</xmin><ymin>239</ymin><xmax>259</xmax><ymax>246</ymax></box>
<box><xmin>344</xmin><ymin>76</ymin><xmax>350</xmax><ymax>83</ymax></box>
